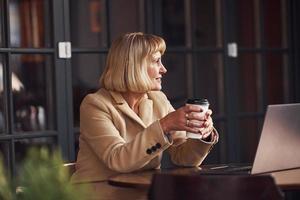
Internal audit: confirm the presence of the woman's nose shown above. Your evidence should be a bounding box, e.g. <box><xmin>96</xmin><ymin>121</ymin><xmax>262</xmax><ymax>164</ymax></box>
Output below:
<box><xmin>160</xmin><ymin>64</ymin><xmax>167</xmax><ymax>74</ymax></box>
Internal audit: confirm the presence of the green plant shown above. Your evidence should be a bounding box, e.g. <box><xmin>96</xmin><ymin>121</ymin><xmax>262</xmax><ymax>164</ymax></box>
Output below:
<box><xmin>0</xmin><ymin>148</ymin><xmax>88</xmax><ymax>200</ymax></box>
<box><xmin>0</xmin><ymin>156</ymin><xmax>14</xmax><ymax>200</ymax></box>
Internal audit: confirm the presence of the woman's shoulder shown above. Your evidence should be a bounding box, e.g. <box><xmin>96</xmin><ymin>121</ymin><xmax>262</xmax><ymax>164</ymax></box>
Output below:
<box><xmin>81</xmin><ymin>88</ymin><xmax>113</xmax><ymax>108</ymax></box>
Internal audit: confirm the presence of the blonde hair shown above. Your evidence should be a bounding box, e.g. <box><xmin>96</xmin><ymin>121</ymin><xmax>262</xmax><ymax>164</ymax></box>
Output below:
<box><xmin>100</xmin><ymin>32</ymin><xmax>166</xmax><ymax>93</ymax></box>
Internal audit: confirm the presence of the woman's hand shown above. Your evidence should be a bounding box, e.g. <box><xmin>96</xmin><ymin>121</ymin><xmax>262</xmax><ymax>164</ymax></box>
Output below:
<box><xmin>199</xmin><ymin>110</ymin><xmax>214</xmax><ymax>139</ymax></box>
<box><xmin>160</xmin><ymin>104</ymin><xmax>213</xmax><ymax>135</ymax></box>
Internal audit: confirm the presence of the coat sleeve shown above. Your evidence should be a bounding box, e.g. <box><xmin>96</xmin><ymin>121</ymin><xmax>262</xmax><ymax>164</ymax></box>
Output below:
<box><xmin>162</xmin><ymin>96</ymin><xmax>219</xmax><ymax>167</ymax></box>
<box><xmin>168</xmin><ymin>130</ymin><xmax>218</xmax><ymax>167</ymax></box>
<box><xmin>80</xmin><ymin>95</ymin><xmax>172</xmax><ymax>173</ymax></box>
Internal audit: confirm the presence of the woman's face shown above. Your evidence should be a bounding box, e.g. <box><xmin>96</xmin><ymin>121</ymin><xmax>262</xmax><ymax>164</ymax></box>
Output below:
<box><xmin>147</xmin><ymin>51</ymin><xmax>167</xmax><ymax>91</ymax></box>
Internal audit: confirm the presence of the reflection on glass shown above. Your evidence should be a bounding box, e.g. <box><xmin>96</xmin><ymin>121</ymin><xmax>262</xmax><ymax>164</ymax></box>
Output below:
<box><xmin>266</xmin><ymin>53</ymin><xmax>288</xmax><ymax>104</ymax></box>
<box><xmin>9</xmin><ymin>0</ymin><xmax>52</xmax><ymax>48</ymax></box>
<box><xmin>14</xmin><ymin>137</ymin><xmax>56</xmax><ymax>175</ymax></box>
<box><xmin>162</xmin><ymin>53</ymin><xmax>187</xmax><ymax>108</ymax></box>
<box><xmin>192</xmin><ymin>0</ymin><xmax>223</xmax><ymax>47</ymax></box>
<box><xmin>238</xmin><ymin>118</ymin><xmax>262</xmax><ymax>163</ymax></box>
<box><xmin>11</xmin><ymin>54</ymin><xmax>56</xmax><ymax>132</ymax></box>
<box><xmin>162</xmin><ymin>0</ymin><xmax>185</xmax><ymax>46</ymax></box>
<box><xmin>0</xmin><ymin>142</ymin><xmax>10</xmax><ymax>170</ymax></box>
<box><xmin>109</xmin><ymin>0</ymin><xmax>143</xmax><ymax>43</ymax></box>
<box><xmin>237</xmin><ymin>53</ymin><xmax>261</xmax><ymax>112</ymax></box>
<box><xmin>237</xmin><ymin>0</ymin><xmax>259</xmax><ymax>47</ymax></box>
<box><xmin>203</xmin><ymin>121</ymin><xmax>226</xmax><ymax>164</ymax></box>
<box><xmin>70</xmin><ymin>0</ymin><xmax>107</xmax><ymax>48</ymax></box>
<box><xmin>0</xmin><ymin>55</ymin><xmax>5</xmax><ymax>133</ymax></box>
<box><xmin>194</xmin><ymin>53</ymin><xmax>224</xmax><ymax>115</ymax></box>
<box><xmin>72</xmin><ymin>54</ymin><xmax>105</xmax><ymax>126</ymax></box>
<box><xmin>0</xmin><ymin>1</ymin><xmax>4</xmax><ymax>47</ymax></box>
<box><xmin>263</xmin><ymin>0</ymin><xmax>287</xmax><ymax>48</ymax></box>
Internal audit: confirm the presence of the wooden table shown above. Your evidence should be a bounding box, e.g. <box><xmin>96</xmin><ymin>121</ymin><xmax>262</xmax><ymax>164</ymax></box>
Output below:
<box><xmin>81</xmin><ymin>166</ymin><xmax>300</xmax><ymax>199</ymax></box>
<box><xmin>107</xmin><ymin>167</ymin><xmax>201</xmax><ymax>188</ymax></box>
<box><xmin>108</xmin><ymin>166</ymin><xmax>300</xmax><ymax>190</ymax></box>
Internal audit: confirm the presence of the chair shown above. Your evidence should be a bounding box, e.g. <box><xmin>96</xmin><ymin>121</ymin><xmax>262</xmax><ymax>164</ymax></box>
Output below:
<box><xmin>148</xmin><ymin>173</ymin><xmax>284</xmax><ymax>200</ymax></box>
<box><xmin>63</xmin><ymin>162</ymin><xmax>76</xmax><ymax>177</ymax></box>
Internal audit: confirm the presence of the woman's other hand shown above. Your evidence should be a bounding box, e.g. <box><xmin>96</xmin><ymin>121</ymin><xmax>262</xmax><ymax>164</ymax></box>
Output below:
<box><xmin>199</xmin><ymin>110</ymin><xmax>214</xmax><ymax>139</ymax></box>
<box><xmin>160</xmin><ymin>104</ymin><xmax>213</xmax><ymax>135</ymax></box>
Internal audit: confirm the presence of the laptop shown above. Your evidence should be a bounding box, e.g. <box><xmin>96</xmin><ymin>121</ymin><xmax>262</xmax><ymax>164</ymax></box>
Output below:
<box><xmin>200</xmin><ymin>103</ymin><xmax>300</xmax><ymax>175</ymax></box>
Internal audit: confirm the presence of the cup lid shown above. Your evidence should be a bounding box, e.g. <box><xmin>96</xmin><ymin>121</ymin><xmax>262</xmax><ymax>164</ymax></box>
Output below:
<box><xmin>186</xmin><ymin>98</ymin><xmax>209</xmax><ymax>105</ymax></box>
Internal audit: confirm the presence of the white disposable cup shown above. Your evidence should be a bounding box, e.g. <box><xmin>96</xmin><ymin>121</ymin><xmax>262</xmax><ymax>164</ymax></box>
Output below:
<box><xmin>186</xmin><ymin>99</ymin><xmax>209</xmax><ymax>139</ymax></box>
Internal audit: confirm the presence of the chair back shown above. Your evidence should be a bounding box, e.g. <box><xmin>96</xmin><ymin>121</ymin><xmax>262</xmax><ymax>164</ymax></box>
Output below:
<box><xmin>148</xmin><ymin>173</ymin><xmax>283</xmax><ymax>200</ymax></box>
<box><xmin>63</xmin><ymin>162</ymin><xmax>76</xmax><ymax>177</ymax></box>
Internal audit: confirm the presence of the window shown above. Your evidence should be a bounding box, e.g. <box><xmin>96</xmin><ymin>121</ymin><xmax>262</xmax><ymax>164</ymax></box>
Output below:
<box><xmin>0</xmin><ymin>0</ymin><xmax>299</xmax><ymax>176</ymax></box>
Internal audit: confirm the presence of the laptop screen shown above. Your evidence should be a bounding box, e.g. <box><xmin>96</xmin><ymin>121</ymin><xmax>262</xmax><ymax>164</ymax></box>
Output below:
<box><xmin>251</xmin><ymin>103</ymin><xmax>300</xmax><ymax>174</ymax></box>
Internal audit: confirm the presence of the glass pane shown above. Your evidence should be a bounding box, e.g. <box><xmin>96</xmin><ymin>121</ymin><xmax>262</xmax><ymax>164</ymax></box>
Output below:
<box><xmin>14</xmin><ymin>137</ymin><xmax>56</xmax><ymax>175</ymax></box>
<box><xmin>0</xmin><ymin>142</ymin><xmax>10</xmax><ymax>171</ymax></box>
<box><xmin>263</xmin><ymin>0</ymin><xmax>288</xmax><ymax>48</ymax></box>
<box><xmin>72</xmin><ymin>54</ymin><xmax>105</xmax><ymax>127</ymax></box>
<box><xmin>203</xmin><ymin>121</ymin><xmax>226</xmax><ymax>164</ymax></box>
<box><xmin>70</xmin><ymin>0</ymin><xmax>108</xmax><ymax>48</ymax></box>
<box><xmin>109</xmin><ymin>0</ymin><xmax>143</xmax><ymax>42</ymax></box>
<box><xmin>162</xmin><ymin>53</ymin><xmax>188</xmax><ymax>108</ymax></box>
<box><xmin>161</xmin><ymin>0</ymin><xmax>185</xmax><ymax>46</ymax></box>
<box><xmin>194</xmin><ymin>53</ymin><xmax>224</xmax><ymax>115</ymax></box>
<box><xmin>237</xmin><ymin>53</ymin><xmax>262</xmax><ymax>113</ymax></box>
<box><xmin>238</xmin><ymin>118</ymin><xmax>263</xmax><ymax>163</ymax></box>
<box><xmin>237</xmin><ymin>0</ymin><xmax>260</xmax><ymax>47</ymax></box>
<box><xmin>0</xmin><ymin>1</ymin><xmax>4</xmax><ymax>47</ymax></box>
<box><xmin>265</xmin><ymin>53</ymin><xmax>289</xmax><ymax>105</ymax></box>
<box><xmin>9</xmin><ymin>0</ymin><xmax>52</xmax><ymax>48</ymax></box>
<box><xmin>0</xmin><ymin>55</ymin><xmax>6</xmax><ymax>133</ymax></box>
<box><xmin>192</xmin><ymin>0</ymin><xmax>223</xmax><ymax>47</ymax></box>
<box><xmin>11</xmin><ymin>54</ymin><xmax>56</xmax><ymax>132</ymax></box>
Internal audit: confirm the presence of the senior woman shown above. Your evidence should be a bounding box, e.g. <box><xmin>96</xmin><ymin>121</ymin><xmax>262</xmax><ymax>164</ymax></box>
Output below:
<box><xmin>71</xmin><ymin>32</ymin><xmax>218</xmax><ymax>198</ymax></box>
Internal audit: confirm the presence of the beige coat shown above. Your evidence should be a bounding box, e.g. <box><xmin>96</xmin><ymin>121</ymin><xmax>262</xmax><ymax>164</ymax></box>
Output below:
<box><xmin>71</xmin><ymin>88</ymin><xmax>218</xmax><ymax>183</ymax></box>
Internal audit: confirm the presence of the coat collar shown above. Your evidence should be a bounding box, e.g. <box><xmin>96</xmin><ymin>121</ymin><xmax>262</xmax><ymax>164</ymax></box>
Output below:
<box><xmin>109</xmin><ymin>91</ymin><xmax>153</xmax><ymax>128</ymax></box>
